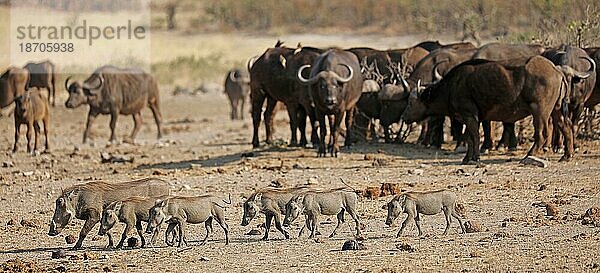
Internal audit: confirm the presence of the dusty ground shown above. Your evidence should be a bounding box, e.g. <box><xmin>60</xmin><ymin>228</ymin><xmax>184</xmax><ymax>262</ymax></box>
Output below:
<box><xmin>0</xmin><ymin>90</ymin><xmax>599</xmax><ymax>273</ymax></box>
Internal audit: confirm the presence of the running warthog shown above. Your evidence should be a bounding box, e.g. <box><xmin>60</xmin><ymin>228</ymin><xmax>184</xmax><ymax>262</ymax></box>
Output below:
<box><xmin>385</xmin><ymin>190</ymin><xmax>465</xmax><ymax>237</ymax></box>
<box><xmin>146</xmin><ymin>194</ymin><xmax>231</xmax><ymax>247</ymax></box>
<box><xmin>241</xmin><ymin>186</ymin><xmax>309</xmax><ymax>240</ymax></box>
<box><xmin>283</xmin><ymin>188</ymin><xmax>361</xmax><ymax>238</ymax></box>
<box><xmin>48</xmin><ymin>178</ymin><xmax>171</xmax><ymax>249</ymax></box>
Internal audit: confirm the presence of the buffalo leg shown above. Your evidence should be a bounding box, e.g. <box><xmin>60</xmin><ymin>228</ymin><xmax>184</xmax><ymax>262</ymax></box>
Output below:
<box><xmin>12</xmin><ymin>122</ymin><xmax>20</xmax><ymax>153</ymax></box>
<box><xmin>331</xmin><ymin>111</ymin><xmax>346</xmax><ymax>157</ymax></box>
<box><xmin>43</xmin><ymin>115</ymin><xmax>49</xmax><ymax>151</ymax></box>
<box><xmin>462</xmin><ymin>117</ymin><xmax>480</xmax><ymax>164</ymax></box>
<box><xmin>305</xmin><ymin>106</ymin><xmax>318</xmax><ymax>145</ymax></box>
<box><xmin>148</xmin><ymin>99</ymin><xmax>163</xmax><ymax>139</ymax></box>
<box><xmin>286</xmin><ymin>103</ymin><xmax>300</xmax><ymax>146</ymax></box>
<box><xmin>315</xmin><ymin>109</ymin><xmax>327</xmax><ymax>157</ymax></box>
<box><xmin>26</xmin><ymin>121</ymin><xmax>34</xmax><ymax>154</ymax></box>
<box><xmin>240</xmin><ymin>95</ymin><xmax>246</xmax><ymax>120</ymax></box>
<box><xmin>551</xmin><ymin>110</ymin><xmax>574</xmax><ymax>161</ymax></box>
<box><xmin>129</xmin><ymin>112</ymin><xmax>142</xmax><ymax>143</ymax></box>
<box><xmin>344</xmin><ymin>107</ymin><xmax>356</xmax><ymax>147</ymax></box>
<box><xmin>480</xmin><ymin>121</ymin><xmax>492</xmax><ymax>154</ymax></box>
<box><xmin>250</xmin><ymin>87</ymin><xmax>266</xmax><ymax>147</ymax></box>
<box><xmin>74</xmin><ymin>211</ymin><xmax>100</xmax><ymax>249</ymax></box>
<box><xmin>526</xmin><ymin>106</ymin><xmax>549</xmax><ymax>157</ymax></box>
<box><xmin>297</xmin><ymin>107</ymin><xmax>308</xmax><ymax>146</ymax></box>
<box><xmin>33</xmin><ymin>121</ymin><xmax>41</xmax><ymax>153</ymax></box>
<box><xmin>263</xmin><ymin>97</ymin><xmax>277</xmax><ymax>145</ymax></box>
<box><xmin>83</xmin><ymin>111</ymin><xmax>99</xmax><ymax>144</ymax></box>
<box><xmin>108</xmin><ymin>110</ymin><xmax>119</xmax><ymax>143</ymax></box>
<box><xmin>230</xmin><ymin>98</ymin><xmax>238</xmax><ymax>120</ymax></box>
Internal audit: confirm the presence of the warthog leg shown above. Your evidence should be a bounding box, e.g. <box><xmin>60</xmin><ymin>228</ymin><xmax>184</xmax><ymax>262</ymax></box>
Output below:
<box><xmin>451</xmin><ymin>209</ymin><xmax>465</xmax><ymax>234</ymax></box>
<box><xmin>74</xmin><ymin>211</ymin><xmax>100</xmax><ymax>249</ymax></box>
<box><xmin>329</xmin><ymin>209</ymin><xmax>346</xmax><ymax>238</ymax></box>
<box><xmin>262</xmin><ymin>214</ymin><xmax>273</xmax><ymax>240</ymax></box>
<box><xmin>200</xmin><ymin>217</ymin><xmax>213</xmax><ymax>245</ymax></box>
<box><xmin>415</xmin><ymin>212</ymin><xmax>423</xmax><ymax>236</ymax></box>
<box><xmin>309</xmin><ymin>213</ymin><xmax>318</xmax><ymax>239</ymax></box>
<box><xmin>346</xmin><ymin>205</ymin><xmax>361</xmax><ymax>237</ymax></box>
<box><xmin>213</xmin><ymin>210</ymin><xmax>230</xmax><ymax>245</ymax></box>
<box><xmin>136</xmin><ymin>220</ymin><xmax>146</xmax><ymax>247</ymax></box>
<box><xmin>273</xmin><ymin>213</ymin><xmax>289</xmax><ymax>239</ymax></box>
<box><xmin>442</xmin><ymin>206</ymin><xmax>452</xmax><ymax>235</ymax></box>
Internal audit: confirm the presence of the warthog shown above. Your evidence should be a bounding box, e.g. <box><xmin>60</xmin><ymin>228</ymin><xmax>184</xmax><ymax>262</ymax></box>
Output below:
<box><xmin>146</xmin><ymin>194</ymin><xmax>231</xmax><ymax>247</ymax></box>
<box><xmin>64</xmin><ymin>66</ymin><xmax>163</xmax><ymax>144</ymax></box>
<box><xmin>98</xmin><ymin>195</ymin><xmax>177</xmax><ymax>248</ymax></box>
<box><xmin>241</xmin><ymin>186</ymin><xmax>309</xmax><ymax>240</ymax></box>
<box><xmin>13</xmin><ymin>88</ymin><xmax>49</xmax><ymax>154</ymax></box>
<box><xmin>48</xmin><ymin>178</ymin><xmax>171</xmax><ymax>249</ymax></box>
<box><xmin>385</xmin><ymin>190</ymin><xmax>465</xmax><ymax>237</ymax></box>
<box><xmin>283</xmin><ymin>188</ymin><xmax>361</xmax><ymax>239</ymax></box>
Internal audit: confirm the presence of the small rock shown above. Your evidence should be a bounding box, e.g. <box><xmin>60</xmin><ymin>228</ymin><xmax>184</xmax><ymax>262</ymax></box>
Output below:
<box><xmin>360</xmin><ymin>186</ymin><xmax>381</xmax><ymax>199</ymax></box>
<box><xmin>22</xmin><ymin>171</ymin><xmax>34</xmax><ymax>177</ymax></box>
<box><xmin>51</xmin><ymin>249</ymin><xmax>67</xmax><ymax>259</ymax></box>
<box><xmin>83</xmin><ymin>252</ymin><xmax>98</xmax><ymax>260</ymax></box>
<box><xmin>199</xmin><ymin>256</ymin><xmax>210</xmax><ymax>262</ymax></box>
<box><xmin>2</xmin><ymin>161</ymin><xmax>14</xmax><ymax>168</ymax></box>
<box><xmin>246</xmin><ymin>229</ymin><xmax>261</xmax><ymax>236</ymax></box>
<box><xmin>314</xmin><ymin>238</ymin><xmax>323</xmax><ymax>243</ymax></box>
<box><xmin>545</xmin><ymin>203</ymin><xmax>559</xmax><ymax>217</ymax></box>
<box><xmin>470</xmin><ymin>250</ymin><xmax>482</xmax><ymax>258</ymax></box>
<box><xmin>395</xmin><ymin>243</ymin><xmax>416</xmax><ymax>252</ymax></box>
<box><xmin>537</xmin><ymin>184</ymin><xmax>547</xmax><ymax>191</ymax></box>
<box><xmin>464</xmin><ymin>220</ymin><xmax>483</xmax><ymax>233</ymax></box>
<box><xmin>581</xmin><ymin>206</ymin><xmax>600</xmax><ymax>227</ymax></box>
<box><xmin>342</xmin><ymin>240</ymin><xmax>366</xmax><ymax>251</ymax></box>
<box><xmin>127</xmin><ymin>237</ymin><xmax>140</xmax><ymax>248</ymax></box>
<box><xmin>56</xmin><ymin>265</ymin><xmax>67</xmax><ymax>272</ymax></box>
<box><xmin>65</xmin><ymin>235</ymin><xmax>76</xmax><ymax>244</ymax></box>
<box><xmin>372</xmin><ymin>158</ymin><xmax>389</xmax><ymax>167</ymax></box>
<box><xmin>6</xmin><ymin>219</ymin><xmax>14</xmax><ymax>226</ymax></box>
<box><xmin>102</xmin><ymin>266</ymin><xmax>112</xmax><ymax>272</ymax></box>
<box><xmin>520</xmin><ymin>156</ymin><xmax>548</xmax><ymax>168</ymax></box>
<box><xmin>292</xmin><ymin>163</ymin><xmax>307</xmax><ymax>169</ymax></box>
<box><xmin>152</xmin><ymin>170</ymin><xmax>166</xmax><ymax>176</ymax></box>
<box><xmin>364</xmin><ymin>154</ymin><xmax>374</xmax><ymax>161</ymax></box>
<box><xmin>179</xmin><ymin>184</ymin><xmax>191</xmax><ymax>191</ymax></box>
<box><xmin>100</xmin><ymin>152</ymin><xmax>134</xmax><ymax>164</ymax></box>
<box><xmin>270</xmin><ymin>178</ymin><xmax>287</xmax><ymax>188</ymax></box>
<box><xmin>408</xmin><ymin>169</ymin><xmax>424</xmax><ymax>175</ymax></box>
<box><xmin>20</xmin><ymin>219</ymin><xmax>37</xmax><ymax>228</ymax></box>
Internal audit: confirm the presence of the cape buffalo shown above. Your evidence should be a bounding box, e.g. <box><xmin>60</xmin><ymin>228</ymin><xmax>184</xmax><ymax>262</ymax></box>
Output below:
<box><xmin>224</xmin><ymin>68</ymin><xmax>250</xmax><ymax>120</ymax></box>
<box><xmin>0</xmin><ymin>67</ymin><xmax>29</xmax><ymax>109</ymax></box>
<box><xmin>583</xmin><ymin>47</ymin><xmax>600</xmax><ymax>107</ymax></box>
<box><xmin>24</xmin><ymin>61</ymin><xmax>57</xmax><ymax>106</ymax></box>
<box><xmin>249</xmin><ymin>41</ymin><xmax>304</xmax><ymax>147</ymax></box>
<box><xmin>298</xmin><ymin>49</ymin><xmax>363</xmax><ymax>157</ymax></box>
<box><xmin>402</xmin><ymin>56</ymin><xmax>572</xmax><ymax>163</ymax></box>
<box><xmin>543</xmin><ymin>45</ymin><xmax>597</xmax><ymax>151</ymax></box>
<box><xmin>65</xmin><ymin>66</ymin><xmax>163</xmax><ymax>144</ymax></box>
<box><xmin>348</xmin><ymin>47</ymin><xmax>393</xmax><ymax>85</ymax></box>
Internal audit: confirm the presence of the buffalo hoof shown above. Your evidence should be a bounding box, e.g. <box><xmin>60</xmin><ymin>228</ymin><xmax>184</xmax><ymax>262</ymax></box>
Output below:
<box><xmin>461</xmin><ymin>159</ymin><xmax>479</xmax><ymax>165</ymax></box>
<box><xmin>480</xmin><ymin>148</ymin><xmax>490</xmax><ymax>155</ymax></box>
<box><xmin>558</xmin><ymin>155</ymin><xmax>572</xmax><ymax>162</ymax></box>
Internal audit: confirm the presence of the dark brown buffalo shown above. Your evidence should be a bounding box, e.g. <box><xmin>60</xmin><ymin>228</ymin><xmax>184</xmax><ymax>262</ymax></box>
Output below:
<box><xmin>543</xmin><ymin>45</ymin><xmax>597</xmax><ymax>151</ymax></box>
<box><xmin>353</xmin><ymin>80</ymin><xmax>382</xmax><ymax>141</ymax></box>
<box><xmin>249</xmin><ymin>41</ymin><xmax>301</xmax><ymax>147</ymax></box>
<box><xmin>386</xmin><ymin>47</ymin><xmax>430</xmax><ymax>82</ymax></box>
<box><xmin>0</xmin><ymin>67</ymin><xmax>29</xmax><ymax>109</ymax></box>
<box><xmin>402</xmin><ymin>56</ymin><xmax>572</xmax><ymax>163</ymax></box>
<box><xmin>224</xmin><ymin>68</ymin><xmax>250</xmax><ymax>120</ymax></box>
<box><xmin>298</xmin><ymin>49</ymin><xmax>363</xmax><ymax>157</ymax></box>
<box><xmin>24</xmin><ymin>61</ymin><xmax>57</xmax><ymax>106</ymax></box>
<box><xmin>471</xmin><ymin>43</ymin><xmax>546</xmax><ymax>151</ymax></box>
<box><xmin>65</xmin><ymin>66</ymin><xmax>163</xmax><ymax>144</ymax></box>
<box><xmin>347</xmin><ymin>47</ymin><xmax>393</xmax><ymax>85</ymax></box>
<box><xmin>583</xmin><ymin>47</ymin><xmax>600</xmax><ymax>107</ymax></box>
<box><xmin>378</xmin><ymin>83</ymin><xmax>408</xmax><ymax>142</ymax></box>
<box><xmin>285</xmin><ymin>45</ymin><xmax>325</xmax><ymax>146</ymax></box>
<box><xmin>390</xmin><ymin>47</ymin><xmax>478</xmax><ymax>148</ymax></box>
<box><xmin>13</xmin><ymin>88</ymin><xmax>49</xmax><ymax>154</ymax></box>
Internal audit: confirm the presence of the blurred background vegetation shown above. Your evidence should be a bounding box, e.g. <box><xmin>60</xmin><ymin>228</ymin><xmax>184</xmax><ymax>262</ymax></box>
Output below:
<box><xmin>4</xmin><ymin>0</ymin><xmax>600</xmax><ymax>86</ymax></box>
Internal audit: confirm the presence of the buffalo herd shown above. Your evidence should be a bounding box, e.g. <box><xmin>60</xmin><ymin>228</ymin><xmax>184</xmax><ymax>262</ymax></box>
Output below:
<box><xmin>1</xmin><ymin>40</ymin><xmax>598</xmax><ymax>164</ymax></box>
<box><xmin>244</xmin><ymin>40</ymin><xmax>598</xmax><ymax>164</ymax></box>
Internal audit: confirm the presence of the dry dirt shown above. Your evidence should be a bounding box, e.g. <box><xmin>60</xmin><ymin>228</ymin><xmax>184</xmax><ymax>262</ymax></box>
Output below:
<box><xmin>0</xmin><ymin>91</ymin><xmax>599</xmax><ymax>273</ymax></box>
